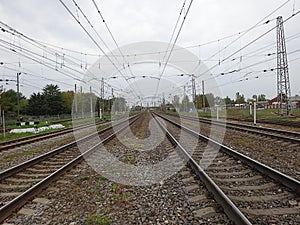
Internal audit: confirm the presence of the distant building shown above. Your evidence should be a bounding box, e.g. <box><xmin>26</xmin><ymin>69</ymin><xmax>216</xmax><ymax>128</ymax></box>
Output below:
<box><xmin>268</xmin><ymin>95</ymin><xmax>300</xmax><ymax>109</ymax></box>
<box><xmin>290</xmin><ymin>95</ymin><xmax>300</xmax><ymax>109</ymax></box>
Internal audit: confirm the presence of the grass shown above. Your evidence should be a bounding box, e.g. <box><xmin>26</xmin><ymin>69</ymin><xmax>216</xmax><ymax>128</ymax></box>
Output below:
<box><xmin>110</xmin><ymin>184</ymin><xmax>127</xmax><ymax>203</ymax></box>
<box><xmin>136</xmin><ymin>113</ymin><xmax>149</xmax><ymax>138</ymax></box>
<box><xmin>125</xmin><ymin>152</ymin><xmax>136</xmax><ymax>162</ymax></box>
<box><xmin>0</xmin><ymin>115</ymin><xmax>109</xmax><ymax>143</ymax></box>
<box><xmin>198</xmin><ymin>108</ymin><xmax>300</xmax><ymax>122</ymax></box>
<box><xmin>0</xmin><ymin>127</ymin><xmax>64</xmax><ymax>143</ymax></box>
<box><xmin>77</xmin><ymin>175</ymin><xmax>90</xmax><ymax>182</ymax></box>
<box><xmin>86</xmin><ymin>214</ymin><xmax>110</xmax><ymax>225</ymax></box>
<box><xmin>2</xmin><ymin>148</ymin><xmax>44</xmax><ymax>162</ymax></box>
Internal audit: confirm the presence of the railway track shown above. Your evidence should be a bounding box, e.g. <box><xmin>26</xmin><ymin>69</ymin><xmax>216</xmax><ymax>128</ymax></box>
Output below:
<box><xmin>75</xmin><ymin>112</ymin><xmax>233</xmax><ymax>224</ymax></box>
<box><xmin>207</xmin><ymin>116</ymin><xmax>300</xmax><ymax>129</ymax></box>
<box><xmin>0</xmin><ymin>115</ymin><xmax>139</xmax><ymax>222</ymax></box>
<box><xmin>154</xmin><ymin>113</ymin><xmax>300</xmax><ymax>224</ymax></box>
<box><xmin>164</xmin><ymin>112</ymin><xmax>300</xmax><ymax>145</ymax></box>
<box><xmin>0</xmin><ymin>119</ymin><xmax>110</xmax><ymax>152</ymax></box>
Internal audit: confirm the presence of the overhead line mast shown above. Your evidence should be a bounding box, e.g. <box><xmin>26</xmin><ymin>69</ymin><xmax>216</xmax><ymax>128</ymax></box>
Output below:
<box><xmin>276</xmin><ymin>16</ymin><xmax>291</xmax><ymax>115</ymax></box>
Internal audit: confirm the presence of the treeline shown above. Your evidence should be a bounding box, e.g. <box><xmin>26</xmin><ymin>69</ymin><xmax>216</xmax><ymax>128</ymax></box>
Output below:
<box><xmin>0</xmin><ymin>84</ymin><xmax>74</xmax><ymax>117</ymax></box>
<box><xmin>168</xmin><ymin>92</ymin><xmax>268</xmax><ymax>110</ymax></box>
<box><xmin>0</xmin><ymin>84</ymin><xmax>126</xmax><ymax>117</ymax></box>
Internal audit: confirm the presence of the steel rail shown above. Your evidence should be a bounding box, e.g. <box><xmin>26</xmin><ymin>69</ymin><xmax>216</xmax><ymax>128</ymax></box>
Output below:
<box><xmin>155</xmin><ymin>113</ymin><xmax>300</xmax><ymax>194</ymax></box>
<box><xmin>0</xmin><ymin>120</ymin><xmax>110</xmax><ymax>152</ymax></box>
<box><xmin>0</xmin><ymin>115</ymin><xmax>139</xmax><ymax>222</ymax></box>
<box><xmin>164</xmin><ymin>113</ymin><xmax>300</xmax><ymax>144</ymax></box>
<box><xmin>152</xmin><ymin>113</ymin><xmax>252</xmax><ymax>225</ymax></box>
<box><xmin>0</xmin><ymin>115</ymin><xmax>137</xmax><ymax>180</ymax></box>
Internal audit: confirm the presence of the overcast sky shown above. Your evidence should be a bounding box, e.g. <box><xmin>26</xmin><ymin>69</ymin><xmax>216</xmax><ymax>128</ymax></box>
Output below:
<box><xmin>0</xmin><ymin>0</ymin><xmax>299</xmax><ymax>101</ymax></box>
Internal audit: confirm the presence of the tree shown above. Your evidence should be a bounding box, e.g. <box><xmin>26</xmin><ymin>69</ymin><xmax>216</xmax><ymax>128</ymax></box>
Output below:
<box><xmin>194</xmin><ymin>93</ymin><xmax>215</xmax><ymax>109</ymax></box>
<box><xmin>181</xmin><ymin>95</ymin><xmax>190</xmax><ymax>111</ymax></box>
<box><xmin>27</xmin><ymin>93</ymin><xmax>47</xmax><ymax>116</ymax></box>
<box><xmin>0</xmin><ymin>89</ymin><xmax>26</xmax><ymax>116</ymax></box>
<box><xmin>172</xmin><ymin>95</ymin><xmax>180</xmax><ymax>108</ymax></box>
<box><xmin>205</xmin><ymin>93</ymin><xmax>215</xmax><ymax>107</ymax></box>
<box><xmin>43</xmin><ymin>84</ymin><xmax>64</xmax><ymax>115</ymax></box>
<box><xmin>27</xmin><ymin>84</ymin><xmax>65</xmax><ymax>116</ymax></box>
<box><xmin>61</xmin><ymin>91</ymin><xmax>74</xmax><ymax>114</ymax></box>
<box><xmin>224</xmin><ymin>96</ymin><xmax>234</xmax><ymax>105</ymax></box>
<box><xmin>257</xmin><ymin>94</ymin><xmax>267</xmax><ymax>101</ymax></box>
<box><xmin>111</xmin><ymin>97</ymin><xmax>127</xmax><ymax>113</ymax></box>
<box><xmin>235</xmin><ymin>92</ymin><xmax>246</xmax><ymax>104</ymax></box>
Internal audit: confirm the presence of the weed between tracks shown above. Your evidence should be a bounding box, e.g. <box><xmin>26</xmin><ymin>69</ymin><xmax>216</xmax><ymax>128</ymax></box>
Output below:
<box><xmin>86</xmin><ymin>214</ymin><xmax>110</xmax><ymax>225</ymax></box>
<box><xmin>135</xmin><ymin>112</ymin><xmax>150</xmax><ymax>139</ymax></box>
<box><xmin>2</xmin><ymin>148</ymin><xmax>44</xmax><ymax>161</ymax></box>
<box><xmin>0</xmin><ymin>135</ymin><xmax>75</xmax><ymax>164</ymax></box>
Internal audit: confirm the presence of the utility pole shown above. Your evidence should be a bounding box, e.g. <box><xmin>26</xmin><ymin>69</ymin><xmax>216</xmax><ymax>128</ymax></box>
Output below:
<box><xmin>100</xmin><ymin>78</ymin><xmax>104</xmax><ymax>119</ymax></box>
<box><xmin>183</xmin><ymin>85</ymin><xmax>186</xmax><ymax>112</ymax></box>
<box><xmin>16</xmin><ymin>72</ymin><xmax>21</xmax><ymax>120</ymax></box>
<box><xmin>74</xmin><ymin>84</ymin><xmax>78</xmax><ymax>115</ymax></box>
<box><xmin>80</xmin><ymin>86</ymin><xmax>83</xmax><ymax>118</ymax></box>
<box><xmin>276</xmin><ymin>16</ymin><xmax>291</xmax><ymax>115</ymax></box>
<box><xmin>254</xmin><ymin>99</ymin><xmax>257</xmax><ymax>125</ymax></box>
<box><xmin>90</xmin><ymin>86</ymin><xmax>93</xmax><ymax>118</ymax></box>
<box><xmin>202</xmin><ymin>80</ymin><xmax>205</xmax><ymax>112</ymax></box>
<box><xmin>191</xmin><ymin>75</ymin><xmax>196</xmax><ymax>110</ymax></box>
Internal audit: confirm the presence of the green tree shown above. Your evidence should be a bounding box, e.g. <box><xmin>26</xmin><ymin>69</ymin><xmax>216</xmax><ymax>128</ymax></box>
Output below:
<box><xmin>61</xmin><ymin>90</ymin><xmax>74</xmax><ymax>114</ymax></box>
<box><xmin>224</xmin><ymin>96</ymin><xmax>234</xmax><ymax>105</ymax></box>
<box><xmin>0</xmin><ymin>89</ymin><xmax>26</xmax><ymax>116</ymax></box>
<box><xmin>27</xmin><ymin>93</ymin><xmax>47</xmax><ymax>116</ymax></box>
<box><xmin>172</xmin><ymin>95</ymin><xmax>180</xmax><ymax>108</ymax></box>
<box><xmin>205</xmin><ymin>93</ymin><xmax>215</xmax><ymax>107</ymax></box>
<box><xmin>181</xmin><ymin>95</ymin><xmax>190</xmax><ymax>111</ymax></box>
<box><xmin>111</xmin><ymin>97</ymin><xmax>127</xmax><ymax>113</ymax></box>
<box><xmin>235</xmin><ymin>92</ymin><xmax>246</xmax><ymax>104</ymax></box>
<box><xmin>43</xmin><ymin>84</ymin><xmax>64</xmax><ymax>115</ymax></box>
<box><xmin>257</xmin><ymin>94</ymin><xmax>266</xmax><ymax>101</ymax></box>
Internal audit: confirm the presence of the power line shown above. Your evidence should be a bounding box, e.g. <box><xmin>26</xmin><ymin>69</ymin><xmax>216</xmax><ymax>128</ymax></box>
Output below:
<box><xmin>90</xmin><ymin>0</ymin><xmax>143</xmax><ymax>97</ymax></box>
<box><xmin>155</xmin><ymin>0</ymin><xmax>194</xmax><ymax>97</ymax></box>
<box><xmin>58</xmin><ymin>0</ymin><xmax>140</xmax><ymax>99</ymax></box>
<box><xmin>192</xmin><ymin>0</ymin><xmax>293</xmax><ymax>76</ymax></box>
<box><xmin>196</xmin><ymin>9</ymin><xmax>300</xmax><ymax>79</ymax></box>
<box><xmin>161</xmin><ymin>0</ymin><xmax>187</xmax><ymax>65</ymax></box>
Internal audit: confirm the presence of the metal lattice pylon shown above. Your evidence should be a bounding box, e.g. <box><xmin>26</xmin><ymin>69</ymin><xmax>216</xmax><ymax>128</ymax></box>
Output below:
<box><xmin>276</xmin><ymin>16</ymin><xmax>291</xmax><ymax>115</ymax></box>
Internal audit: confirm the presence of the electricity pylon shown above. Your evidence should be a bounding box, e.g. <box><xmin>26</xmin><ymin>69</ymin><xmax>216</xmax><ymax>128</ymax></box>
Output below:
<box><xmin>276</xmin><ymin>16</ymin><xmax>291</xmax><ymax>115</ymax></box>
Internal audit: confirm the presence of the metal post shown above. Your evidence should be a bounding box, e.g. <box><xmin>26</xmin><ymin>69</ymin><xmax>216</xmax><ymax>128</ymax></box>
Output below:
<box><xmin>277</xmin><ymin>16</ymin><xmax>291</xmax><ymax>115</ymax></box>
<box><xmin>249</xmin><ymin>102</ymin><xmax>252</xmax><ymax>116</ymax></box>
<box><xmin>217</xmin><ymin>105</ymin><xmax>219</xmax><ymax>121</ymax></box>
<box><xmin>17</xmin><ymin>72</ymin><xmax>21</xmax><ymax>120</ymax></box>
<box><xmin>254</xmin><ymin>101</ymin><xmax>257</xmax><ymax>125</ymax></box>
<box><xmin>183</xmin><ymin>85</ymin><xmax>186</xmax><ymax>112</ymax></box>
<box><xmin>100</xmin><ymin>78</ymin><xmax>104</xmax><ymax>119</ymax></box>
<box><xmin>90</xmin><ymin>86</ymin><xmax>93</xmax><ymax>118</ymax></box>
<box><xmin>3</xmin><ymin>110</ymin><xmax>5</xmax><ymax>138</ymax></box>
<box><xmin>191</xmin><ymin>76</ymin><xmax>196</xmax><ymax>110</ymax></box>
<box><xmin>202</xmin><ymin>80</ymin><xmax>205</xmax><ymax>112</ymax></box>
<box><xmin>74</xmin><ymin>84</ymin><xmax>78</xmax><ymax>115</ymax></box>
<box><xmin>80</xmin><ymin>86</ymin><xmax>84</xmax><ymax>118</ymax></box>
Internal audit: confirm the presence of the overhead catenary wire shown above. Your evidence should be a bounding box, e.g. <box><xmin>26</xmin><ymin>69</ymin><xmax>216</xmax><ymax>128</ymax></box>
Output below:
<box><xmin>58</xmin><ymin>0</ymin><xmax>140</xmax><ymax>99</ymax></box>
<box><xmin>192</xmin><ymin>0</ymin><xmax>294</xmax><ymax>76</ymax></box>
<box><xmin>155</xmin><ymin>0</ymin><xmax>194</xmax><ymax>97</ymax></box>
<box><xmin>195</xmin><ymin>9</ymin><xmax>300</xmax><ymax>79</ymax></box>
<box><xmin>0</xmin><ymin>8</ymin><xmax>135</xmax><ymax>98</ymax></box>
<box><xmin>90</xmin><ymin>0</ymin><xmax>144</xmax><ymax>97</ymax></box>
<box><xmin>161</xmin><ymin>0</ymin><xmax>187</xmax><ymax>66</ymax></box>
